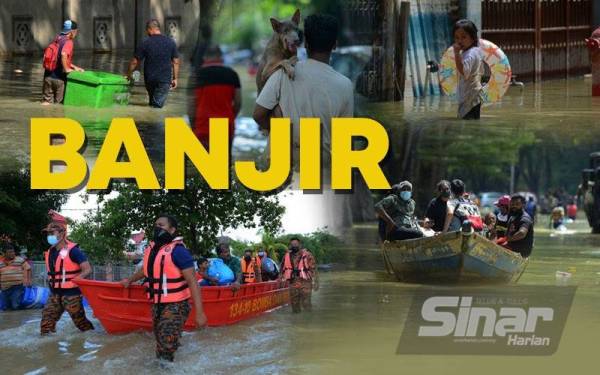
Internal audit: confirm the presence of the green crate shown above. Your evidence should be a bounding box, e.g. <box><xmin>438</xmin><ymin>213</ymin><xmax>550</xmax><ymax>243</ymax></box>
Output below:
<box><xmin>64</xmin><ymin>71</ymin><xmax>130</xmax><ymax>108</ymax></box>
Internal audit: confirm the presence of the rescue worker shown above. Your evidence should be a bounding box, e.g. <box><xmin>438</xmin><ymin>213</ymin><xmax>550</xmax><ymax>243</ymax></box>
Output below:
<box><xmin>442</xmin><ymin>179</ymin><xmax>483</xmax><ymax>233</ymax></box>
<box><xmin>240</xmin><ymin>249</ymin><xmax>262</xmax><ymax>284</ymax></box>
<box><xmin>280</xmin><ymin>237</ymin><xmax>319</xmax><ymax>313</ymax></box>
<box><xmin>121</xmin><ymin>215</ymin><xmax>207</xmax><ymax>362</ymax></box>
<box><xmin>40</xmin><ymin>213</ymin><xmax>94</xmax><ymax>335</ymax></box>
<box><xmin>493</xmin><ymin>195</ymin><xmax>510</xmax><ymax>238</ymax></box>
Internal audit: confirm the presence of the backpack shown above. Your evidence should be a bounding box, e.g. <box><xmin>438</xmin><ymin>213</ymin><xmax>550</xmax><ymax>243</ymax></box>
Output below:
<box><xmin>454</xmin><ymin>199</ymin><xmax>484</xmax><ymax>231</ymax></box>
<box><xmin>43</xmin><ymin>36</ymin><xmax>66</xmax><ymax>71</ymax></box>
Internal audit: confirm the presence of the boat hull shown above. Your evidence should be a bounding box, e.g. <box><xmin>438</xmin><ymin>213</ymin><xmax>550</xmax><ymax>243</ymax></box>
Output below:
<box><xmin>75</xmin><ymin>279</ymin><xmax>290</xmax><ymax>334</ymax></box>
<box><xmin>382</xmin><ymin>232</ymin><xmax>528</xmax><ymax>284</ymax></box>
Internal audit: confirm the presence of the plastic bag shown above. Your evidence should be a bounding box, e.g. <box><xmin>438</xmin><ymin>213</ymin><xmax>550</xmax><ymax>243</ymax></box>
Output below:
<box><xmin>207</xmin><ymin>258</ymin><xmax>235</xmax><ymax>285</ymax></box>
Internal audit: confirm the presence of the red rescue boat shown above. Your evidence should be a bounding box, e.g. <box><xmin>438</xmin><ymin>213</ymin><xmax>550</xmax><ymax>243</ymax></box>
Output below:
<box><xmin>75</xmin><ymin>279</ymin><xmax>290</xmax><ymax>334</ymax></box>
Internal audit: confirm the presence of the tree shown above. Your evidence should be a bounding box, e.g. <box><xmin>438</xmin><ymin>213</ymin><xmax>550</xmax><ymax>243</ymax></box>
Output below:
<box><xmin>70</xmin><ymin>175</ymin><xmax>284</xmax><ymax>262</ymax></box>
<box><xmin>0</xmin><ymin>168</ymin><xmax>68</xmax><ymax>258</ymax></box>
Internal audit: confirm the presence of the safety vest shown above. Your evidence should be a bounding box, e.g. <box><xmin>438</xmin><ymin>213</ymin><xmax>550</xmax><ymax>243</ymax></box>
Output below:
<box><xmin>282</xmin><ymin>250</ymin><xmax>312</xmax><ymax>281</ymax></box>
<box><xmin>142</xmin><ymin>237</ymin><xmax>191</xmax><ymax>304</ymax></box>
<box><xmin>44</xmin><ymin>241</ymin><xmax>81</xmax><ymax>290</ymax></box>
<box><xmin>241</xmin><ymin>257</ymin><xmax>258</xmax><ymax>283</ymax></box>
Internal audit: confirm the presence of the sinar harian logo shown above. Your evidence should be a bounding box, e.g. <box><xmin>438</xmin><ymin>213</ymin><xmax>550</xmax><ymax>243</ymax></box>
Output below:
<box><xmin>418</xmin><ymin>296</ymin><xmax>553</xmax><ymax>346</ymax></box>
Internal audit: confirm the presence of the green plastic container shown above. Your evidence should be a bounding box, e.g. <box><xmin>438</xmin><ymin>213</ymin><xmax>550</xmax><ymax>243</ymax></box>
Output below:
<box><xmin>64</xmin><ymin>71</ymin><xmax>130</xmax><ymax>108</ymax></box>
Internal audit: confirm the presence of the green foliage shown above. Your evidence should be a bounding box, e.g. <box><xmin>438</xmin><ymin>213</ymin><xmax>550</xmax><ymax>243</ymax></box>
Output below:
<box><xmin>70</xmin><ymin>175</ymin><xmax>284</xmax><ymax>262</ymax></box>
<box><xmin>0</xmin><ymin>168</ymin><xmax>68</xmax><ymax>258</ymax></box>
<box><xmin>213</xmin><ymin>0</ymin><xmax>313</xmax><ymax>50</ymax></box>
<box><xmin>227</xmin><ymin>230</ymin><xmax>344</xmax><ymax>264</ymax></box>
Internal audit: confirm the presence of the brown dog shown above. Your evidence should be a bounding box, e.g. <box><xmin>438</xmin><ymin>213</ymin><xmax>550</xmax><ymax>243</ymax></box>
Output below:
<box><xmin>256</xmin><ymin>9</ymin><xmax>302</xmax><ymax>93</ymax></box>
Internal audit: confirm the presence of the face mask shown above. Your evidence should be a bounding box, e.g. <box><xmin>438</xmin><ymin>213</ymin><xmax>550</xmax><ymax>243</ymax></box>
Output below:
<box><xmin>400</xmin><ymin>191</ymin><xmax>412</xmax><ymax>201</ymax></box>
<box><xmin>47</xmin><ymin>235</ymin><xmax>59</xmax><ymax>246</ymax></box>
<box><xmin>441</xmin><ymin>191</ymin><xmax>450</xmax><ymax>198</ymax></box>
<box><xmin>290</xmin><ymin>246</ymin><xmax>300</xmax><ymax>252</ymax></box>
<box><xmin>258</xmin><ymin>251</ymin><xmax>265</xmax><ymax>257</ymax></box>
<box><xmin>153</xmin><ymin>227</ymin><xmax>173</xmax><ymax>244</ymax></box>
<box><xmin>244</xmin><ymin>255</ymin><xmax>252</xmax><ymax>262</ymax></box>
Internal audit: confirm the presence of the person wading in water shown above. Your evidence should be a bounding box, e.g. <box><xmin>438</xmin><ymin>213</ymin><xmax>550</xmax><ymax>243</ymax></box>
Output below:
<box><xmin>121</xmin><ymin>214</ymin><xmax>207</xmax><ymax>362</ymax></box>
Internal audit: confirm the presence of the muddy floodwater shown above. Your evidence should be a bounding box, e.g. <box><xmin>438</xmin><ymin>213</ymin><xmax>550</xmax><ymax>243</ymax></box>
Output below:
<box><xmin>2</xmin><ymin>54</ymin><xmax>600</xmax><ymax>374</ymax></box>
<box><xmin>1</xmin><ymin>217</ymin><xmax>600</xmax><ymax>374</ymax></box>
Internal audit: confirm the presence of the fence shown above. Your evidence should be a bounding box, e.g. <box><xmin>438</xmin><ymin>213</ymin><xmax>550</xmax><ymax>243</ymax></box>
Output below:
<box><xmin>481</xmin><ymin>0</ymin><xmax>592</xmax><ymax>81</ymax></box>
<box><xmin>31</xmin><ymin>261</ymin><xmax>136</xmax><ymax>286</ymax></box>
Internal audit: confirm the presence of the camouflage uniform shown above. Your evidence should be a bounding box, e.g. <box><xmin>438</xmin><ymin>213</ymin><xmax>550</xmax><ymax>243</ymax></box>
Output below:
<box><xmin>152</xmin><ymin>301</ymin><xmax>191</xmax><ymax>362</ymax></box>
<box><xmin>40</xmin><ymin>294</ymin><xmax>94</xmax><ymax>334</ymax></box>
<box><xmin>288</xmin><ymin>250</ymin><xmax>316</xmax><ymax>313</ymax></box>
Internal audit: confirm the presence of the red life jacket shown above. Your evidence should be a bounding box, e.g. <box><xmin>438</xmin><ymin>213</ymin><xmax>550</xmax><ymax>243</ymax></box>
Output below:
<box><xmin>43</xmin><ymin>35</ymin><xmax>67</xmax><ymax>71</ymax></box>
<box><xmin>282</xmin><ymin>250</ymin><xmax>312</xmax><ymax>281</ymax></box>
<box><xmin>44</xmin><ymin>241</ymin><xmax>81</xmax><ymax>290</ymax></box>
<box><xmin>241</xmin><ymin>257</ymin><xmax>259</xmax><ymax>283</ymax></box>
<box><xmin>142</xmin><ymin>238</ymin><xmax>191</xmax><ymax>304</ymax></box>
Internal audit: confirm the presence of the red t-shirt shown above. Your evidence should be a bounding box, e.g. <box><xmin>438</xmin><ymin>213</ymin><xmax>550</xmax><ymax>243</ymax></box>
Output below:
<box><xmin>193</xmin><ymin>63</ymin><xmax>240</xmax><ymax>143</ymax></box>
<box><xmin>567</xmin><ymin>204</ymin><xmax>577</xmax><ymax>218</ymax></box>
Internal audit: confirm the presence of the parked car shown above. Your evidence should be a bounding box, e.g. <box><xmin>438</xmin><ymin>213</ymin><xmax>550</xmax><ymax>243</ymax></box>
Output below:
<box><xmin>479</xmin><ymin>192</ymin><xmax>505</xmax><ymax>215</ymax></box>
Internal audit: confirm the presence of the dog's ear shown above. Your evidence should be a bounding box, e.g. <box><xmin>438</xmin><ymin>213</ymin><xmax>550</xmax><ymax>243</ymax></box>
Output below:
<box><xmin>270</xmin><ymin>18</ymin><xmax>282</xmax><ymax>32</ymax></box>
<box><xmin>291</xmin><ymin>9</ymin><xmax>301</xmax><ymax>25</ymax></box>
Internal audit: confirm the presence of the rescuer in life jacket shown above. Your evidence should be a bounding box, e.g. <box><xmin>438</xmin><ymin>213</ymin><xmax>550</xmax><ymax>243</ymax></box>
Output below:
<box><xmin>241</xmin><ymin>249</ymin><xmax>262</xmax><ymax>284</ymax></box>
<box><xmin>121</xmin><ymin>214</ymin><xmax>207</xmax><ymax>362</ymax></box>
<box><xmin>279</xmin><ymin>237</ymin><xmax>319</xmax><ymax>313</ymax></box>
<box><xmin>40</xmin><ymin>210</ymin><xmax>94</xmax><ymax>335</ymax></box>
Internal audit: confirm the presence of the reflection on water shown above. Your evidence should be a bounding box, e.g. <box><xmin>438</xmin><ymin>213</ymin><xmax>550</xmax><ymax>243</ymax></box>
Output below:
<box><xmin>0</xmin><ymin>53</ymin><xmax>267</xmax><ymax>172</ymax></box>
<box><xmin>359</xmin><ymin>78</ymin><xmax>600</xmax><ymax>214</ymax></box>
<box><xmin>2</xmin><ymin>50</ymin><xmax>600</xmax><ymax>374</ymax></box>
<box><xmin>2</xmin><ymin>216</ymin><xmax>600</xmax><ymax>374</ymax></box>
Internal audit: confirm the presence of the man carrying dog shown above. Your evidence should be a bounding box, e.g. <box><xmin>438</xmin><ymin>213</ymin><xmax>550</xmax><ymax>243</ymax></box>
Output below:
<box><xmin>253</xmin><ymin>14</ymin><xmax>354</xmax><ymax>176</ymax></box>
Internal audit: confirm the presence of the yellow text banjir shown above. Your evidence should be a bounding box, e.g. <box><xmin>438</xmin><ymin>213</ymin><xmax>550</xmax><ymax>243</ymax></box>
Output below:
<box><xmin>30</xmin><ymin>117</ymin><xmax>391</xmax><ymax>191</ymax></box>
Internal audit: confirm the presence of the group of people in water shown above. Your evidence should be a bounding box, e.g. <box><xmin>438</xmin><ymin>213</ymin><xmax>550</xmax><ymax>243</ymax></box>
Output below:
<box><xmin>375</xmin><ymin>179</ymin><xmax>534</xmax><ymax>258</ymax></box>
<box><xmin>32</xmin><ymin>211</ymin><xmax>319</xmax><ymax>363</ymax></box>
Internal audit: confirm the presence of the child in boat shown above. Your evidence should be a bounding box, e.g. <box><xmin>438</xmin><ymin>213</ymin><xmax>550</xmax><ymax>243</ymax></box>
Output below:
<box><xmin>453</xmin><ymin>19</ymin><xmax>484</xmax><ymax>119</ymax></box>
<box><xmin>196</xmin><ymin>257</ymin><xmax>218</xmax><ymax>286</ymax></box>
<box><xmin>482</xmin><ymin>212</ymin><xmax>497</xmax><ymax>240</ymax></box>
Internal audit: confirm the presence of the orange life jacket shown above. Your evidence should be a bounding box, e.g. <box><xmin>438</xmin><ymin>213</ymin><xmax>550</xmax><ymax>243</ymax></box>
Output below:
<box><xmin>142</xmin><ymin>237</ymin><xmax>191</xmax><ymax>304</ymax></box>
<box><xmin>44</xmin><ymin>241</ymin><xmax>81</xmax><ymax>290</ymax></box>
<box><xmin>241</xmin><ymin>257</ymin><xmax>258</xmax><ymax>283</ymax></box>
<box><xmin>282</xmin><ymin>250</ymin><xmax>312</xmax><ymax>281</ymax></box>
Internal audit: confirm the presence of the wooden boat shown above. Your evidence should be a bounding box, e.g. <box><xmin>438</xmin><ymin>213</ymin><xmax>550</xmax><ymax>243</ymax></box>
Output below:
<box><xmin>382</xmin><ymin>231</ymin><xmax>528</xmax><ymax>284</ymax></box>
<box><xmin>75</xmin><ymin>279</ymin><xmax>289</xmax><ymax>334</ymax></box>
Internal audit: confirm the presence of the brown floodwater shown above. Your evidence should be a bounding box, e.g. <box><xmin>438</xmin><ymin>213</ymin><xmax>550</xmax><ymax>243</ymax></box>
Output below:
<box><xmin>2</xmin><ymin>53</ymin><xmax>600</xmax><ymax>374</ymax></box>
<box><xmin>1</xmin><ymin>216</ymin><xmax>600</xmax><ymax>374</ymax></box>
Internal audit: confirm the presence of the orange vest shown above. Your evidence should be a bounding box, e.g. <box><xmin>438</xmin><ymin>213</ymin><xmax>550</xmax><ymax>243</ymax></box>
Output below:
<box><xmin>44</xmin><ymin>241</ymin><xmax>81</xmax><ymax>290</ymax></box>
<box><xmin>142</xmin><ymin>238</ymin><xmax>191</xmax><ymax>304</ymax></box>
<box><xmin>282</xmin><ymin>250</ymin><xmax>312</xmax><ymax>281</ymax></box>
<box><xmin>241</xmin><ymin>257</ymin><xmax>258</xmax><ymax>283</ymax></box>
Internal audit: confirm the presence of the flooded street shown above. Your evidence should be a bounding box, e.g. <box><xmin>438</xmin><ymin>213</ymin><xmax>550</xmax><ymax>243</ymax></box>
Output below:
<box><xmin>2</xmin><ymin>48</ymin><xmax>600</xmax><ymax>374</ymax></box>
<box><xmin>0</xmin><ymin>51</ymin><xmax>267</xmax><ymax>172</ymax></box>
<box><xmin>1</xmin><ymin>217</ymin><xmax>600</xmax><ymax>374</ymax></box>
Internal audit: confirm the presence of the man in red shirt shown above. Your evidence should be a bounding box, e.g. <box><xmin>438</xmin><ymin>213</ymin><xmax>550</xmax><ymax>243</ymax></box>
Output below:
<box><xmin>191</xmin><ymin>45</ymin><xmax>241</xmax><ymax>146</ymax></box>
<box><xmin>42</xmin><ymin>20</ymin><xmax>84</xmax><ymax>105</ymax></box>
